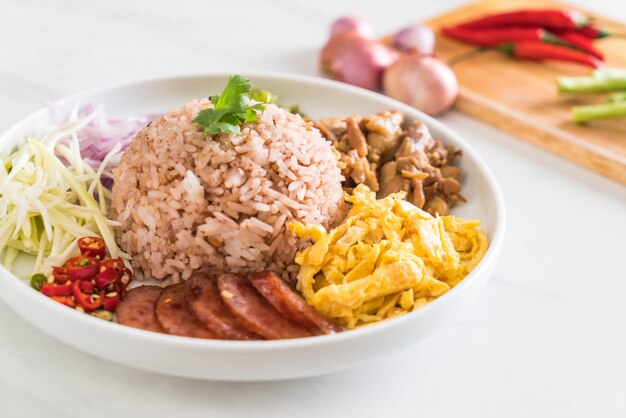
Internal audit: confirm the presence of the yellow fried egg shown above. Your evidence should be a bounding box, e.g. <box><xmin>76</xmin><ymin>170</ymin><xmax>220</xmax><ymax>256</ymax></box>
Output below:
<box><xmin>290</xmin><ymin>184</ymin><xmax>488</xmax><ymax>329</ymax></box>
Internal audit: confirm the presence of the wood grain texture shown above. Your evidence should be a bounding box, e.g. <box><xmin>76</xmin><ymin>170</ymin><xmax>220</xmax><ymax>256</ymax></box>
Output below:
<box><xmin>425</xmin><ymin>0</ymin><xmax>626</xmax><ymax>184</ymax></box>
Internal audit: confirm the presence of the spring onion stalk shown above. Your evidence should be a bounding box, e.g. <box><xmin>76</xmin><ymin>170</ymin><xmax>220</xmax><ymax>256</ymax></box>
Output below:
<box><xmin>558</xmin><ymin>68</ymin><xmax>626</xmax><ymax>93</ymax></box>
<box><xmin>572</xmin><ymin>101</ymin><xmax>626</xmax><ymax>123</ymax></box>
<box><xmin>607</xmin><ymin>91</ymin><xmax>626</xmax><ymax>103</ymax></box>
<box><xmin>0</xmin><ymin>109</ymin><xmax>130</xmax><ymax>275</ymax></box>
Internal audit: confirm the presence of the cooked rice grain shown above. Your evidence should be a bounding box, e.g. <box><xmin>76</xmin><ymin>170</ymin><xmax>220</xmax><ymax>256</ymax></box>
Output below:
<box><xmin>111</xmin><ymin>101</ymin><xmax>344</xmax><ymax>281</ymax></box>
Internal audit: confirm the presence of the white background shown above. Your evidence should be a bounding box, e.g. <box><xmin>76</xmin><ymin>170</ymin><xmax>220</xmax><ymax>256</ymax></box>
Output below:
<box><xmin>1</xmin><ymin>0</ymin><xmax>625</xmax><ymax>417</ymax></box>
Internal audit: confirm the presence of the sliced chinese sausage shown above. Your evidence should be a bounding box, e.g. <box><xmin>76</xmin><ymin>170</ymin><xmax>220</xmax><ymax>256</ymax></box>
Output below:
<box><xmin>116</xmin><ymin>285</ymin><xmax>165</xmax><ymax>333</ymax></box>
<box><xmin>248</xmin><ymin>271</ymin><xmax>343</xmax><ymax>335</ymax></box>
<box><xmin>155</xmin><ymin>284</ymin><xmax>217</xmax><ymax>339</ymax></box>
<box><xmin>184</xmin><ymin>273</ymin><xmax>259</xmax><ymax>340</ymax></box>
<box><xmin>217</xmin><ymin>274</ymin><xmax>313</xmax><ymax>340</ymax></box>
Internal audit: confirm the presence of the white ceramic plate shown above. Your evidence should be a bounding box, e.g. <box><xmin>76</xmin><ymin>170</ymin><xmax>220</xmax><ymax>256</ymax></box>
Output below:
<box><xmin>0</xmin><ymin>73</ymin><xmax>505</xmax><ymax>381</ymax></box>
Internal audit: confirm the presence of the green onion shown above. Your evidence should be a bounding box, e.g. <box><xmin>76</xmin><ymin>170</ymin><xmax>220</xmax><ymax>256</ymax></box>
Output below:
<box><xmin>572</xmin><ymin>101</ymin><xmax>626</xmax><ymax>123</ymax></box>
<box><xmin>607</xmin><ymin>92</ymin><xmax>626</xmax><ymax>103</ymax></box>
<box><xmin>558</xmin><ymin>68</ymin><xmax>626</xmax><ymax>93</ymax></box>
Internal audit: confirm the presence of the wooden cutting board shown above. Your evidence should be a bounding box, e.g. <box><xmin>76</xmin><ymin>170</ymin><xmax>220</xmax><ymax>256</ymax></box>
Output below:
<box><xmin>424</xmin><ymin>0</ymin><xmax>626</xmax><ymax>184</ymax></box>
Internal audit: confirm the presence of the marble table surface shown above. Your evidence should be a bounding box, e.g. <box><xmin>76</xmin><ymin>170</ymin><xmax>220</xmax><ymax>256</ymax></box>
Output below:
<box><xmin>0</xmin><ymin>0</ymin><xmax>625</xmax><ymax>417</ymax></box>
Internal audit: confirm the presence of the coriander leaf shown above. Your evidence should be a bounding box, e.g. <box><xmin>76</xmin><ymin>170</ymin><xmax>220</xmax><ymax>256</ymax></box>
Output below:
<box><xmin>208</xmin><ymin>122</ymin><xmax>241</xmax><ymax>135</ymax></box>
<box><xmin>191</xmin><ymin>109</ymin><xmax>215</xmax><ymax>128</ymax></box>
<box><xmin>192</xmin><ymin>75</ymin><xmax>264</xmax><ymax>136</ymax></box>
<box><xmin>245</xmin><ymin>103</ymin><xmax>265</xmax><ymax>123</ymax></box>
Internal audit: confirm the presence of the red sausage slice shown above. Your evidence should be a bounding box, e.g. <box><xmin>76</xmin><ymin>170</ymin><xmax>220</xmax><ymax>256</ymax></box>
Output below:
<box><xmin>155</xmin><ymin>284</ymin><xmax>217</xmax><ymax>339</ymax></box>
<box><xmin>249</xmin><ymin>271</ymin><xmax>343</xmax><ymax>335</ymax></box>
<box><xmin>217</xmin><ymin>274</ymin><xmax>312</xmax><ymax>340</ymax></box>
<box><xmin>116</xmin><ymin>285</ymin><xmax>165</xmax><ymax>333</ymax></box>
<box><xmin>184</xmin><ymin>273</ymin><xmax>259</xmax><ymax>340</ymax></box>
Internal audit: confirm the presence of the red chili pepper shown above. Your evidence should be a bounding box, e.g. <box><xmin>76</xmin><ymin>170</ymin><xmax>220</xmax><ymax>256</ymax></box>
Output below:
<box><xmin>554</xmin><ymin>31</ymin><xmax>604</xmax><ymax>60</ymax></box>
<box><xmin>80</xmin><ymin>280</ymin><xmax>95</xmax><ymax>293</ymax></box>
<box><xmin>103</xmin><ymin>294</ymin><xmax>120</xmax><ymax>312</ymax></box>
<box><xmin>578</xmin><ymin>25</ymin><xmax>611</xmax><ymax>39</ymax></box>
<box><xmin>121</xmin><ymin>268</ymin><xmax>133</xmax><ymax>287</ymax></box>
<box><xmin>72</xmin><ymin>280</ymin><xmax>104</xmax><ymax>312</ymax></box>
<box><xmin>51</xmin><ymin>296</ymin><xmax>76</xmax><ymax>308</ymax></box>
<box><xmin>53</xmin><ymin>266</ymin><xmax>69</xmax><ymax>284</ymax></box>
<box><xmin>499</xmin><ymin>41</ymin><xmax>602</xmax><ymax>68</ymax></box>
<box><xmin>100</xmin><ymin>258</ymin><xmax>125</xmax><ymax>276</ymax></box>
<box><xmin>442</xmin><ymin>26</ymin><xmax>571</xmax><ymax>47</ymax></box>
<box><xmin>41</xmin><ymin>281</ymin><xmax>73</xmax><ymax>297</ymax></box>
<box><xmin>457</xmin><ymin>9</ymin><xmax>589</xmax><ymax>31</ymax></box>
<box><xmin>77</xmin><ymin>236</ymin><xmax>106</xmax><ymax>258</ymax></box>
<box><xmin>95</xmin><ymin>267</ymin><xmax>119</xmax><ymax>289</ymax></box>
<box><xmin>65</xmin><ymin>255</ymin><xmax>100</xmax><ymax>281</ymax></box>
<box><xmin>443</xmin><ymin>26</ymin><xmax>536</xmax><ymax>46</ymax></box>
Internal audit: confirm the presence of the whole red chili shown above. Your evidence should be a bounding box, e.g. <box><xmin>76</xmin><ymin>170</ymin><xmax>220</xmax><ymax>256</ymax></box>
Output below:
<box><xmin>66</xmin><ymin>255</ymin><xmax>100</xmax><ymax>281</ymax></box>
<box><xmin>457</xmin><ymin>9</ymin><xmax>589</xmax><ymax>31</ymax></box>
<box><xmin>442</xmin><ymin>26</ymin><xmax>563</xmax><ymax>47</ymax></box>
<box><xmin>77</xmin><ymin>237</ymin><xmax>106</xmax><ymax>258</ymax></box>
<box><xmin>72</xmin><ymin>280</ymin><xmax>104</xmax><ymax>312</ymax></box>
<box><xmin>41</xmin><ymin>282</ymin><xmax>73</xmax><ymax>297</ymax></box>
<box><xmin>578</xmin><ymin>25</ymin><xmax>611</xmax><ymax>39</ymax></box>
<box><xmin>498</xmin><ymin>41</ymin><xmax>602</xmax><ymax>68</ymax></box>
<box><xmin>555</xmin><ymin>31</ymin><xmax>604</xmax><ymax>60</ymax></box>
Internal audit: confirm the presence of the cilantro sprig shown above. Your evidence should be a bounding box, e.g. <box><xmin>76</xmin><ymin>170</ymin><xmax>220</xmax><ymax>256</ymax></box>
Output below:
<box><xmin>193</xmin><ymin>75</ymin><xmax>265</xmax><ymax>136</ymax></box>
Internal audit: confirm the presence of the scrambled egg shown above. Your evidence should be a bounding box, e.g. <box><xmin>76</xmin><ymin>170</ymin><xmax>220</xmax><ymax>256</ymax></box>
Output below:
<box><xmin>289</xmin><ymin>184</ymin><xmax>488</xmax><ymax>329</ymax></box>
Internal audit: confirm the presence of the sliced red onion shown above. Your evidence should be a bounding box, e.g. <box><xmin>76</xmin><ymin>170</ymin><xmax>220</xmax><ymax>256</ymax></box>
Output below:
<box><xmin>52</xmin><ymin>104</ymin><xmax>159</xmax><ymax>178</ymax></box>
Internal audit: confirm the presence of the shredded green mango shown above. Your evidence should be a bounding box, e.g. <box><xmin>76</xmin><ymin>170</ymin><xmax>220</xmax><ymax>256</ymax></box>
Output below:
<box><xmin>0</xmin><ymin>133</ymin><xmax>126</xmax><ymax>275</ymax></box>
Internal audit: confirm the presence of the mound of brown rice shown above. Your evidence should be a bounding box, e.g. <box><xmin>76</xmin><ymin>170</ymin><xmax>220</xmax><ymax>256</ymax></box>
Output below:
<box><xmin>111</xmin><ymin>101</ymin><xmax>345</xmax><ymax>283</ymax></box>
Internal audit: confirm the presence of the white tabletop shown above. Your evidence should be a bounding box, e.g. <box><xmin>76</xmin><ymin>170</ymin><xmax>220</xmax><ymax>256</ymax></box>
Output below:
<box><xmin>1</xmin><ymin>0</ymin><xmax>625</xmax><ymax>417</ymax></box>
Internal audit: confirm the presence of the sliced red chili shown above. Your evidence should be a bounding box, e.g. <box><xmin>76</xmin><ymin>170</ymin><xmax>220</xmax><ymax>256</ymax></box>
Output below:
<box><xmin>95</xmin><ymin>267</ymin><xmax>119</xmax><ymax>289</ymax></box>
<box><xmin>77</xmin><ymin>236</ymin><xmax>106</xmax><ymax>258</ymax></box>
<box><xmin>51</xmin><ymin>295</ymin><xmax>76</xmax><ymax>308</ymax></box>
<box><xmin>53</xmin><ymin>266</ymin><xmax>69</xmax><ymax>284</ymax></box>
<box><xmin>80</xmin><ymin>280</ymin><xmax>95</xmax><ymax>293</ymax></box>
<box><xmin>100</xmin><ymin>258</ymin><xmax>125</xmax><ymax>275</ymax></box>
<box><xmin>72</xmin><ymin>280</ymin><xmax>104</xmax><ymax>312</ymax></box>
<box><xmin>103</xmin><ymin>294</ymin><xmax>120</xmax><ymax>312</ymax></box>
<box><xmin>41</xmin><ymin>282</ymin><xmax>73</xmax><ymax>297</ymax></box>
<box><xmin>118</xmin><ymin>268</ymin><xmax>132</xmax><ymax>294</ymax></box>
<box><xmin>66</xmin><ymin>255</ymin><xmax>100</xmax><ymax>281</ymax></box>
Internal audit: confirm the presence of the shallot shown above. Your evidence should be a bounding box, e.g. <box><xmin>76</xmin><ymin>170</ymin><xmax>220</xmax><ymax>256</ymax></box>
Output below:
<box><xmin>383</xmin><ymin>53</ymin><xmax>458</xmax><ymax>115</ymax></box>
<box><xmin>321</xmin><ymin>32</ymin><xmax>399</xmax><ymax>90</ymax></box>
<box><xmin>392</xmin><ymin>23</ymin><xmax>435</xmax><ymax>55</ymax></box>
<box><xmin>330</xmin><ymin>16</ymin><xmax>374</xmax><ymax>39</ymax></box>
